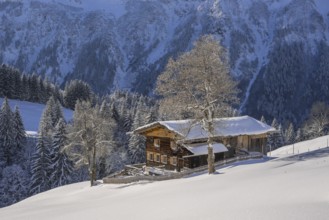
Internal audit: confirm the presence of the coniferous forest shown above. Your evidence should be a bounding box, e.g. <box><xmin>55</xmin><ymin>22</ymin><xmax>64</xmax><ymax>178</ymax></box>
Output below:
<box><xmin>0</xmin><ymin>65</ymin><xmax>159</xmax><ymax>207</ymax></box>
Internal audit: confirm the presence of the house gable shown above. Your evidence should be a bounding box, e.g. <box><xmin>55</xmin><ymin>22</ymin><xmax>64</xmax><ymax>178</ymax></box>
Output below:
<box><xmin>141</xmin><ymin>126</ymin><xmax>179</xmax><ymax>139</ymax></box>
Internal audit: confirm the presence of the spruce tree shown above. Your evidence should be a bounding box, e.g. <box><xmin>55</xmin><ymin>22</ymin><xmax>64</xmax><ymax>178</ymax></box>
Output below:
<box><xmin>146</xmin><ymin>106</ymin><xmax>158</xmax><ymax>124</ymax></box>
<box><xmin>12</xmin><ymin>106</ymin><xmax>26</xmax><ymax>163</ymax></box>
<box><xmin>50</xmin><ymin>119</ymin><xmax>74</xmax><ymax>188</ymax></box>
<box><xmin>29</xmin><ymin>74</ymin><xmax>39</xmax><ymax>103</ymax></box>
<box><xmin>284</xmin><ymin>123</ymin><xmax>295</xmax><ymax>145</ymax></box>
<box><xmin>63</xmin><ymin>80</ymin><xmax>92</xmax><ymax>109</ymax></box>
<box><xmin>276</xmin><ymin>124</ymin><xmax>284</xmax><ymax>147</ymax></box>
<box><xmin>295</xmin><ymin>128</ymin><xmax>304</xmax><ymax>143</ymax></box>
<box><xmin>39</xmin><ymin>96</ymin><xmax>63</xmax><ymax>139</ymax></box>
<box><xmin>0</xmin><ymin>164</ymin><xmax>29</xmax><ymax>207</ymax></box>
<box><xmin>0</xmin><ymin>97</ymin><xmax>14</xmax><ymax>165</ymax></box>
<box><xmin>271</xmin><ymin>118</ymin><xmax>279</xmax><ymax>130</ymax></box>
<box><xmin>52</xmin><ymin>100</ymin><xmax>64</xmax><ymax>126</ymax></box>
<box><xmin>12</xmin><ymin>68</ymin><xmax>22</xmax><ymax>99</ymax></box>
<box><xmin>260</xmin><ymin>115</ymin><xmax>267</xmax><ymax>124</ymax></box>
<box><xmin>0</xmin><ymin>65</ymin><xmax>5</xmax><ymax>97</ymax></box>
<box><xmin>30</xmin><ymin>132</ymin><xmax>52</xmax><ymax>195</ymax></box>
<box><xmin>1</xmin><ymin>65</ymin><xmax>15</xmax><ymax>98</ymax></box>
<box><xmin>128</xmin><ymin>109</ymin><xmax>146</xmax><ymax>164</ymax></box>
<box><xmin>38</xmin><ymin>76</ymin><xmax>47</xmax><ymax>103</ymax></box>
<box><xmin>267</xmin><ymin>118</ymin><xmax>284</xmax><ymax>151</ymax></box>
<box><xmin>21</xmin><ymin>74</ymin><xmax>29</xmax><ymax>101</ymax></box>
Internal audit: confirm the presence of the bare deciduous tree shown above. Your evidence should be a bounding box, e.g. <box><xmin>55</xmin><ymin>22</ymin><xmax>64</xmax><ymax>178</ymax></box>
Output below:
<box><xmin>66</xmin><ymin>101</ymin><xmax>112</xmax><ymax>186</ymax></box>
<box><xmin>156</xmin><ymin>35</ymin><xmax>239</xmax><ymax>174</ymax></box>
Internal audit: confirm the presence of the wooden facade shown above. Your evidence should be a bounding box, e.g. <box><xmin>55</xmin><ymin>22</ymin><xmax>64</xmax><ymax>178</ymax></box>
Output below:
<box><xmin>135</xmin><ymin>117</ymin><xmax>275</xmax><ymax>171</ymax></box>
<box><xmin>145</xmin><ymin>136</ymin><xmax>229</xmax><ymax>170</ymax></box>
<box><xmin>145</xmin><ymin>136</ymin><xmax>192</xmax><ymax>170</ymax></box>
<box><xmin>218</xmin><ymin>134</ymin><xmax>268</xmax><ymax>154</ymax></box>
<box><xmin>141</xmin><ymin>126</ymin><xmax>268</xmax><ymax>171</ymax></box>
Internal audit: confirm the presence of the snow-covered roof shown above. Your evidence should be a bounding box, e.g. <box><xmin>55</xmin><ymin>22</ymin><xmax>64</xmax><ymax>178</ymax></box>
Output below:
<box><xmin>183</xmin><ymin>142</ymin><xmax>228</xmax><ymax>156</ymax></box>
<box><xmin>134</xmin><ymin>116</ymin><xmax>275</xmax><ymax>141</ymax></box>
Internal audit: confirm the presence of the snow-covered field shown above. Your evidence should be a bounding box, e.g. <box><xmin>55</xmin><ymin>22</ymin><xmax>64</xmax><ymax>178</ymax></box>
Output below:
<box><xmin>0</xmin><ymin>98</ymin><xmax>73</xmax><ymax>132</ymax></box>
<box><xmin>1</xmin><ymin>137</ymin><xmax>328</xmax><ymax>220</ymax></box>
<box><xmin>269</xmin><ymin>135</ymin><xmax>329</xmax><ymax>157</ymax></box>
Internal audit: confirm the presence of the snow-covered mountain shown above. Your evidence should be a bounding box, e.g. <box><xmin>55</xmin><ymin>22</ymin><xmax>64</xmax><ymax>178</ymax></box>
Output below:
<box><xmin>1</xmin><ymin>136</ymin><xmax>328</xmax><ymax>219</ymax></box>
<box><xmin>1</xmin><ymin>0</ymin><xmax>329</xmax><ymax>122</ymax></box>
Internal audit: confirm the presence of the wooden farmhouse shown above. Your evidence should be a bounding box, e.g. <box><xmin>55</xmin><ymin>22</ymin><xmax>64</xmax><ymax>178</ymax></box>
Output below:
<box><xmin>134</xmin><ymin>116</ymin><xmax>276</xmax><ymax>171</ymax></box>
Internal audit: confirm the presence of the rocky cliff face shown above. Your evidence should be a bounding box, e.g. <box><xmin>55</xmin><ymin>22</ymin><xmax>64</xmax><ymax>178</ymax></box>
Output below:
<box><xmin>1</xmin><ymin>0</ymin><xmax>329</xmax><ymax>123</ymax></box>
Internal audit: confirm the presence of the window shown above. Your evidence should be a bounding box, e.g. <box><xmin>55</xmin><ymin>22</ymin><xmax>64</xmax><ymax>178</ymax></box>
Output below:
<box><xmin>161</xmin><ymin>155</ymin><xmax>168</xmax><ymax>164</ymax></box>
<box><xmin>170</xmin><ymin>157</ymin><xmax>177</xmax><ymax>166</ymax></box>
<box><xmin>170</xmin><ymin>140</ymin><xmax>177</xmax><ymax>151</ymax></box>
<box><xmin>155</xmin><ymin>153</ymin><xmax>161</xmax><ymax>162</ymax></box>
<box><xmin>154</xmin><ymin>139</ymin><xmax>160</xmax><ymax>148</ymax></box>
<box><xmin>147</xmin><ymin>152</ymin><xmax>154</xmax><ymax>161</ymax></box>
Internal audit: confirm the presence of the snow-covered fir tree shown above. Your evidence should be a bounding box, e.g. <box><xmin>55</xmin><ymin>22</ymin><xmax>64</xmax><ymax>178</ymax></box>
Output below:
<box><xmin>63</xmin><ymin>80</ymin><xmax>92</xmax><ymax>109</ymax></box>
<box><xmin>284</xmin><ymin>123</ymin><xmax>295</xmax><ymax>145</ymax></box>
<box><xmin>145</xmin><ymin>105</ymin><xmax>158</xmax><ymax>124</ymax></box>
<box><xmin>260</xmin><ymin>115</ymin><xmax>267</xmax><ymax>124</ymax></box>
<box><xmin>0</xmin><ymin>97</ymin><xmax>14</xmax><ymax>166</ymax></box>
<box><xmin>52</xmin><ymin>99</ymin><xmax>64</xmax><ymax>126</ymax></box>
<box><xmin>50</xmin><ymin>119</ymin><xmax>74</xmax><ymax>188</ymax></box>
<box><xmin>295</xmin><ymin>128</ymin><xmax>304</xmax><ymax>143</ymax></box>
<box><xmin>39</xmin><ymin>96</ymin><xmax>64</xmax><ymax>139</ymax></box>
<box><xmin>271</xmin><ymin>118</ymin><xmax>279</xmax><ymax>130</ymax></box>
<box><xmin>39</xmin><ymin>97</ymin><xmax>56</xmax><ymax>137</ymax></box>
<box><xmin>267</xmin><ymin>118</ymin><xmax>284</xmax><ymax>151</ymax></box>
<box><xmin>30</xmin><ymin>132</ymin><xmax>52</xmax><ymax>195</ymax></box>
<box><xmin>0</xmin><ymin>164</ymin><xmax>29</xmax><ymax>207</ymax></box>
<box><xmin>29</xmin><ymin>74</ymin><xmax>39</xmax><ymax>102</ymax></box>
<box><xmin>277</xmin><ymin>124</ymin><xmax>285</xmax><ymax>148</ymax></box>
<box><xmin>128</xmin><ymin>108</ymin><xmax>147</xmax><ymax>164</ymax></box>
<box><xmin>12</xmin><ymin>106</ymin><xmax>26</xmax><ymax>164</ymax></box>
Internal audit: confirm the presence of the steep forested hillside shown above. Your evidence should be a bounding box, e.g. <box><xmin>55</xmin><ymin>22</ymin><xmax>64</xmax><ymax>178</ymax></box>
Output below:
<box><xmin>1</xmin><ymin>0</ymin><xmax>329</xmax><ymax>123</ymax></box>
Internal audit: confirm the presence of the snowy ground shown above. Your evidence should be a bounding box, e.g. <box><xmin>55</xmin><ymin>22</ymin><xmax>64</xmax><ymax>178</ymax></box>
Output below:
<box><xmin>269</xmin><ymin>135</ymin><xmax>329</xmax><ymax>157</ymax></box>
<box><xmin>1</xmin><ymin>137</ymin><xmax>328</xmax><ymax>219</ymax></box>
<box><xmin>0</xmin><ymin>98</ymin><xmax>73</xmax><ymax>132</ymax></box>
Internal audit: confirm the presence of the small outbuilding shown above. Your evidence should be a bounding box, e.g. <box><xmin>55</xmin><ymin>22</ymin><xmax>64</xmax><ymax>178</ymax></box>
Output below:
<box><xmin>134</xmin><ymin>116</ymin><xmax>276</xmax><ymax>170</ymax></box>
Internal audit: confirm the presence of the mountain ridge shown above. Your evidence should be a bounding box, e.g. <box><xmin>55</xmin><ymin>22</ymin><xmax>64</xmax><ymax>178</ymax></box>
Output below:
<box><xmin>1</xmin><ymin>0</ymin><xmax>329</xmax><ymax>123</ymax></box>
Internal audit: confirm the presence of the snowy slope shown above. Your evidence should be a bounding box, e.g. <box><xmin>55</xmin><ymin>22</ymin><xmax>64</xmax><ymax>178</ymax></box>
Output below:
<box><xmin>0</xmin><ymin>98</ymin><xmax>73</xmax><ymax>132</ymax></box>
<box><xmin>1</xmin><ymin>139</ymin><xmax>329</xmax><ymax>219</ymax></box>
<box><xmin>269</xmin><ymin>135</ymin><xmax>329</xmax><ymax>157</ymax></box>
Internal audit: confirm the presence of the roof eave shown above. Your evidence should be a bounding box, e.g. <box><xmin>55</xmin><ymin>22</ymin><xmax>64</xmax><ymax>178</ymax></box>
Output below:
<box><xmin>133</xmin><ymin>123</ymin><xmax>183</xmax><ymax>138</ymax></box>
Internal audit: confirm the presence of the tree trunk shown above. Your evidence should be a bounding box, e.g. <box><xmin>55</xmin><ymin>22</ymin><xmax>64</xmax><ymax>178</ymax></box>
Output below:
<box><xmin>88</xmin><ymin>144</ymin><xmax>97</xmax><ymax>187</ymax></box>
<box><xmin>90</xmin><ymin>170</ymin><xmax>93</xmax><ymax>187</ymax></box>
<box><xmin>87</xmin><ymin>153</ymin><xmax>93</xmax><ymax>187</ymax></box>
<box><xmin>207</xmin><ymin>142</ymin><xmax>215</xmax><ymax>174</ymax></box>
<box><xmin>90</xmin><ymin>144</ymin><xmax>97</xmax><ymax>186</ymax></box>
<box><xmin>205</xmin><ymin>103</ymin><xmax>215</xmax><ymax>174</ymax></box>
